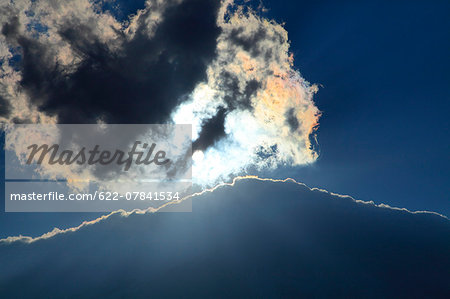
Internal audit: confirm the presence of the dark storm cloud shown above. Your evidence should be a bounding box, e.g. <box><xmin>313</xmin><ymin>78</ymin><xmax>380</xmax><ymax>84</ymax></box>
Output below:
<box><xmin>1</xmin><ymin>0</ymin><xmax>322</xmax><ymax>178</ymax></box>
<box><xmin>191</xmin><ymin>19</ymin><xmax>275</xmax><ymax>151</ymax></box>
<box><xmin>1</xmin><ymin>179</ymin><xmax>449</xmax><ymax>297</ymax></box>
<box><xmin>227</xmin><ymin>19</ymin><xmax>285</xmax><ymax>64</ymax></box>
<box><xmin>1</xmin><ymin>0</ymin><xmax>221</xmax><ymax>124</ymax></box>
<box><xmin>193</xmin><ymin>106</ymin><xmax>227</xmax><ymax>152</ymax></box>
<box><xmin>0</xmin><ymin>96</ymin><xmax>11</xmax><ymax>117</ymax></box>
<box><xmin>191</xmin><ymin>74</ymin><xmax>260</xmax><ymax>150</ymax></box>
<box><xmin>190</xmin><ymin>12</ymin><xmax>292</xmax><ymax>150</ymax></box>
<box><xmin>10</xmin><ymin>117</ymin><xmax>31</xmax><ymax>124</ymax></box>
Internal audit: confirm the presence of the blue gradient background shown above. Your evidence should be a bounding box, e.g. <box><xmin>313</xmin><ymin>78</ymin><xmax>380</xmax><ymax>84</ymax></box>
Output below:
<box><xmin>1</xmin><ymin>0</ymin><xmax>449</xmax><ymax>238</ymax></box>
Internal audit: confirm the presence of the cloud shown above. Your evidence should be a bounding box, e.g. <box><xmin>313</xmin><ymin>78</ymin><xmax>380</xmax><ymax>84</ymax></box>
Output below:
<box><xmin>173</xmin><ymin>2</ymin><xmax>321</xmax><ymax>184</ymax></box>
<box><xmin>0</xmin><ymin>95</ymin><xmax>10</xmax><ymax>117</ymax></box>
<box><xmin>192</xmin><ymin>106</ymin><xmax>227</xmax><ymax>152</ymax></box>
<box><xmin>1</xmin><ymin>0</ymin><xmax>221</xmax><ymax>124</ymax></box>
<box><xmin>1</xmin><ymin>0</ymin><xmax>321</xmax><ymax>185</ymax></box>
<box><xmin>0</xmin><ymin>178</ymin><xmax>449</xmax><ymax>297</ymax></box>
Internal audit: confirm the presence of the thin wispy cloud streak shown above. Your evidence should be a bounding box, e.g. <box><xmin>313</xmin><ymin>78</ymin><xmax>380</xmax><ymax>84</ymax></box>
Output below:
<box><xmin>1</xmin><ymin>176</ymin><xmax>447</xmax><ymax>244</ymax></box>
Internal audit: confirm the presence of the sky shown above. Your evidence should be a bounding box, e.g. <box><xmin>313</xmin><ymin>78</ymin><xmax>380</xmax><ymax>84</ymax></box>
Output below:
<box><xmin>1</xmin><ymin>179</ymin><xmax>449</xmax><ymax>297</ymax></box>
<box><xmin>0</xmin><ymin>0</ymin><xmax>449</xmax><ymax>297</ymax></box>
<box><xmin>1</xmin><ymin>0</ymin><xmax>448</xmax><ymax>238</ymax></box>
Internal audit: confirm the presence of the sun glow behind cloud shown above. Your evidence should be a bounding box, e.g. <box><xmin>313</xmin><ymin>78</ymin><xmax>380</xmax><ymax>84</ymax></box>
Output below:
<box><xmin>0</xmin><ymin>0</ymin><xmax>321</xmax><ymax>187</ymax></box>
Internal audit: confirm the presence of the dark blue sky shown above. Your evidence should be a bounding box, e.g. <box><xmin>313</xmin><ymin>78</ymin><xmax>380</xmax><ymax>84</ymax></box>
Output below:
<box><xmin>1</xmin><ymin>0</ymin><xmax>449</xmax><ymax>238</ymax></box>
<box><xmin>263</xmin><ymin>0</ymin><xmax>450</xmax><ymax>215</ymax></box>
